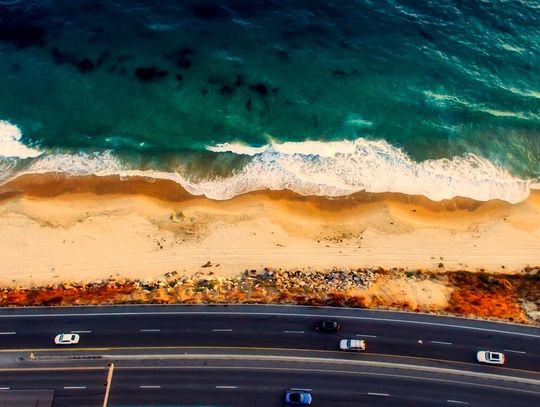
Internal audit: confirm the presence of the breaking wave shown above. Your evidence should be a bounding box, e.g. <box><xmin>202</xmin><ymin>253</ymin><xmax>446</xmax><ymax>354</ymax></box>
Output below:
<box><xmin>200</xmin><ymin>138</ymin><xmax>532</xmax><ymax>203</ymax></box>
<box><xmin>0</xmin><ymin>120</ymin><xmax>535</xmax><ymax>203</ymax></box>
<box><xmin>0</xmin><ymin>120</ymin><xmax>42</xmax><ymax>159</ymax></box>
<box><xmin>5</xmin><ymin>138</ymin><xmax>530</xmax><ymax>204</ymax></box>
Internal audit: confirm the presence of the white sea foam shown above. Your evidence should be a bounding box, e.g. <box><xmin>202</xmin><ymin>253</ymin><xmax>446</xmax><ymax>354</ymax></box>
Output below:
<box><xmin>0</xmin><ymin>120</ymin><xmax>42</xmax><ymax>159</ymax></box>
<box><xmin>507</xmin><ymin>87</ymin><xmax>540</xmax><ymax>100</ymax></box>
<box><xmin>345</xmin><ymin>114</ymin><xmax>373</xmax><ymax>128</ymax></box>
<box><xmin>207</xmin><ymin>138</ymin><xmax>357</xmax><ymax>158</ymax></box>
<box><xmin>206</xmin><ymin>142</ymin><xmax>267</xmax><ymax>156</ymax></box>
<box><xmin>0</xmin><ymin>118</ymin><xmax>533</xmax><ymax>203</ymax></box>
<box><xmin>11</xmin><ymin>137</ymin><xmax>532</xmax><ymax>204</ymax></box>
<box><xmin>424</xmin><ymin>92</ymin><xmax>539</xmax><ymax>121</ymax></box>
<box><xmin>200</xmin><ymin>138</ymin><xmax>531</xmax><ymax>203</ymax></box>
<box><xmin>499</xmin><ymin>43</ymin><xmax>525</xmax><ymax>54</ymax></box>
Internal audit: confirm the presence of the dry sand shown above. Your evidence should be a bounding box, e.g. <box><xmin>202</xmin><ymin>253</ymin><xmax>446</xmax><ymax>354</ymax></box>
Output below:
<box><xmin>1</xmin><ymin>174</ymin><xmax>540</xmax><ymax>287</ymax></box>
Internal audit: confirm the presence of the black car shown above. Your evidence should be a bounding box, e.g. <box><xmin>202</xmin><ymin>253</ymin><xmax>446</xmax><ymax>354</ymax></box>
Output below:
<box><xmin>314</xmin><ymin>320</ymin><xmax>340</xmax><ymax>332</ymax></box>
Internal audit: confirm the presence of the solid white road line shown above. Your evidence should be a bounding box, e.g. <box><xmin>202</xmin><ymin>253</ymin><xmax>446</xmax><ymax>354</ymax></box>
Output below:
<box><xmin>215</xmin><ymin>385</ymin><xmax>238</xmax><ymax>389</ymax></box>
<box><xmin>284</xmin><ymin>330</ymin><xmax>305</xmax><ymax>334</ymax></box>
<box><xmin>0</xmin><ymin>332</ymin><xmax>16</xmax><ymax>335</ymax></box>
<box><xmin>140</xmin><ymin>385</ymin><xmax>161</xmax><ymax>389</ymax></box>
<box><xmin>212</xmin><ymin>329</ymin><xmax>233</xmax><ymax>332</ymax></box>
<box><xmin>447</xmin><ymin>400</ymin><xmax>469</xmax><ymax>404</ymax></box>
<box><xmin>111</xmin><ymin>364</ymin><xmax>540</xmax><ymax>395</ymax></box>
<box><xmin>504</xmin><ymin>349</ymin><xmax>526</xmax><ymax>354</ymax></box>
<box><xmin>431</xmin><ymin>341</ymin><xmax>453</xmax><ymax>345</ymax></box>
<box><xmin>63</xmin><ymin>386</ymin><xmax>86</xmax><ymax>390</ymax></box>
<box><xmin>2</xmin><ymin>310</ymin><xmax>538</xmax><ymax>338</ymax></box>
<box><xmin>0</xmin><ymin>387</ymin><xmax>10</xmax><ymax>390</ymax></box>
<box><xmin>356</xmin><ymin>334</ymin><xmax>377</xmax><ymax>338</ymax></box>
<box><xmin>368</xmin><ymin>392</ymin><xmax>389</xmax><ymax>396</ymax></box>
<box><xmin>140</xmin><ymin>329</ymin><xmax>161</xmax><ymax>332</ymax></box>
<box><xmin>70</xmin><ymin>330</ymin><xmax>91</xmax><ymax>334</ymax></box>
<box><xmin>291</xmin><ymin>388</ymin><xmax>312</xmax><ymax>391</ymax></box>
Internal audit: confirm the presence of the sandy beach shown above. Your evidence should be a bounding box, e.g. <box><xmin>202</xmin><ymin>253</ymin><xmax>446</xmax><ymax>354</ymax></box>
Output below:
<box><xmin>0</xmin><ymin>174</ymin><xmax>539</xmax><ymax>288</ymax></box>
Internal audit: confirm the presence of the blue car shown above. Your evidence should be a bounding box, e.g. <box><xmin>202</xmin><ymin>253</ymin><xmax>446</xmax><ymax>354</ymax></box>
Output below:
<box><xmin>285</xmin><ymin>389</ymin><xmax>313</xmax><ymax>406</ymax></box>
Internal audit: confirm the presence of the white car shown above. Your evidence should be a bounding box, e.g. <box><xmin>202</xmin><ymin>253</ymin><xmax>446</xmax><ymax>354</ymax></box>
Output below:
<box><xmin>54</xmin><ymin>333</ymin><xmax>80</xmax><ymax>345</ymax></box>
<box><xmin>339</xmin><ymin>339</ymin><xmax>366</xmax><ymax>351</ymax></box>
<box><xmin>477</xmin><ymin>350</ymin><xmax>505</xmax><ymax>365</ymax></box>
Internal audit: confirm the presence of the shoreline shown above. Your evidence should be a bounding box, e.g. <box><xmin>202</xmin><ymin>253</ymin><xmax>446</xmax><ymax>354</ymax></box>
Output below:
<box><xmin>0</xmin><ymin>172</ymin><xmax>524</xmax><ymax>210</ymax></box>
<box><xmin>1</xmin><ymin>173</ymin><xmax>540</xmax><ymax>288</ymax></box>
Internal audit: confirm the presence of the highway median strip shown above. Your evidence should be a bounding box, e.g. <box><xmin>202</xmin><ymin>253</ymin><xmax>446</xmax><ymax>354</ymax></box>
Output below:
<box><xmin>20</xmin><ymin>352</ymin><xmax>540</xmax><ymax>387</ymax></box>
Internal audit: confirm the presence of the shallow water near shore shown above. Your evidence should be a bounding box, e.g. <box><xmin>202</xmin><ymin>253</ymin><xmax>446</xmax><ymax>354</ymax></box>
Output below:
<box><xmin>1</xmin><ymin>0</ymin><xmax>540</xmax><ymax>202</ymax></box>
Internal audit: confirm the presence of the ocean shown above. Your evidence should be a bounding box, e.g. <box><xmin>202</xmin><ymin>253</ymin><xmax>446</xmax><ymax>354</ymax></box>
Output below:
<box><xmin>1</xmin><ymin>0</ymin><xmax>539</xmax><ymax>202</ymax></box>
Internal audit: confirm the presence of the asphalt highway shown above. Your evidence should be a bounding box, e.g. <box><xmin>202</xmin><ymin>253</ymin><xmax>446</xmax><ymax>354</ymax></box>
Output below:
<box><xmin>0</xmin><ymin>305</ymin><xmax>538</xmax><ymax>406</ymax></box>
<box><xmin>0</xmin><ymin>305</ymin><xmax>538</xmax><ymax>371</ymax></box>
<box><xmin>1</xmin><ymin>362</ymin><xmax>539</xmax><ymax>407</ymax></box>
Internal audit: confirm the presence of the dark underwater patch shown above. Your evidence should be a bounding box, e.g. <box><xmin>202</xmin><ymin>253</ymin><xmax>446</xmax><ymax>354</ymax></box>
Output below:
<box><xmin>164</xmin><ymin>48</ymin><xmax>195</xmax><ymax>70</ymax></box>
<box><xmin>234</xmin><ymin>75</ymin><xmax>245</xmax><ymax>87</ymax></box>
<box><xmin>135</xmin><ymin>67</ymin><xmax>168</xmax><ymax>82</ymax></box>
<box><xmin>76</xmin><ymin>58</ymin><xmax>95</xmax><ymax>74</ymax></box>
<box><xmin>220</xmin><ymin>84</ymin><xmax>235</xmax><ymax>97</ymax></box>
<box><xmin>51</xmin><ymin>48</ymin><xmax>97</xmax><ymax>74</ymax></box>
<box><xmin>176</xmin><ymin>57</ymin><xmax>192</xmax><ymax>69</ymax></box>
<box><xmin>418</xmin><ymin>29</ymin><xmax>435</xmax><ymax>42</ymax></box>
<box><xmin>189</xmin><ymin>4</ymin><xmax>229</xmax><ymax>19</ymax></box>
<box><xmin>249</xmin><ymin>83</ymin><xmax>268</xmax><ymax>96</ymax></box>
<box><xmin>96</xmin><ymin>51</ymin><xmax>110</xmax><ymax>67</ymax></box>
<box><xmin>0</xmin><ymin>6</ymin><xmax>47</xmax><ymax>49</ymax></box>
<box><xmin>51</xmin><ymin>48</ymin><xmax>76</xmax><ymax>65</ymax></box>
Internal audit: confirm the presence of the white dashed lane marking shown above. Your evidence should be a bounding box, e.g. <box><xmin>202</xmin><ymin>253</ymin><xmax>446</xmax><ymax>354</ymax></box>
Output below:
<box><xmin>431</xmin><ymin>341</ymin><xmax>453</xmax><ymax>346</ymax></box>
<box><xmin>504</xmin><ymin>349</ymin><xmax>526</xmax><ymax>354</ymax></box>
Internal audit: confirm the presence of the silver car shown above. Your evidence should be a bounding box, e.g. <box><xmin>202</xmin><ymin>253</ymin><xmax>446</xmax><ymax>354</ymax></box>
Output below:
<box><xmin>339</xmin><ymin>339</ymin><xmax>366</xmax><ymax>351</ymax></box>
<box><xmin>54</xmin><ymin>333</ymin><xmax>80</xmax><ymax>345</ymax></box>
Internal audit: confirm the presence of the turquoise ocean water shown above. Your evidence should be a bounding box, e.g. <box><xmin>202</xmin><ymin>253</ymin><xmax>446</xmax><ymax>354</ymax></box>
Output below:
<box><xmin>1</xmin><ymin>0</ymin><xmax>539</xmax><ymax>202</ymax></box>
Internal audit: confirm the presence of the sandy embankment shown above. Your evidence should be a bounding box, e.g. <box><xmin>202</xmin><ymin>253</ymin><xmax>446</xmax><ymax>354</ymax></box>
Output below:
<box><xmin>0</xmin><ymin>174</ymin><xmax>540</xmax><ymax>287</ymax></box>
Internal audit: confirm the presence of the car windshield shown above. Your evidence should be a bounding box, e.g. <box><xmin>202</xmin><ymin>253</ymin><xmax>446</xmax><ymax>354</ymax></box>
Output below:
<box><xmin>290</xmin><ymin>393</ymin><xmax>301</xmax><ymax>402</ymax></box>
